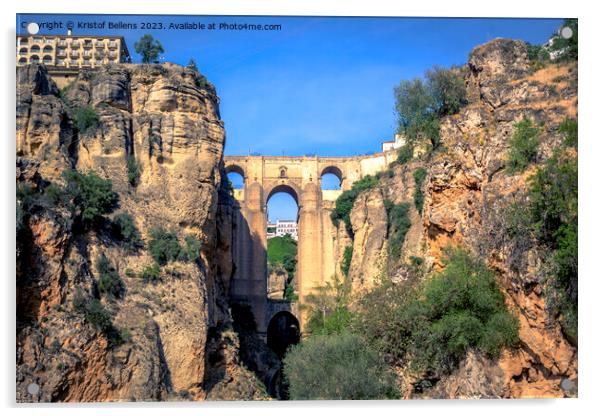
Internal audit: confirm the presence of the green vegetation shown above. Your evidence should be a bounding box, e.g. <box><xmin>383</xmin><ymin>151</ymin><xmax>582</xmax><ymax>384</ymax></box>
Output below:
<box><xmin>528</xmin><ymin>122</ymin><xmax>578</xmax><ymax>342</ymax></box>
<box><xmin>267</xmin><ymin>235</ymin><xmax>298</xmax><ymax>301</ymax></box>
<box><xmin>134</xmin><ymin>34</ymin><xmax>164</xmax><ymax>64</ymax></box>
<box><xmin>283</xmin><ymin>332</ymin><xmax>399</xmax><ymax>400</ymax></box>
<box><xmin>341</xmin><ymin>246</ymin><xmax>353</xmax><ymax>278</ymax></box>
<box><xmin>413</xmin><ymin>167</ymin><xmax>428</xmax><ymax>213</ymax></box>
<box><xmin>148</xmin><ymin>227</ymin><xmax>181</xmax><ymax>265</ymax></box>
<box><xmin>147</xmin><ymin>227</ymin><xmax>200</xmax><ymax>265</ymax></box>
<box><xmin>96</xmin><ymin>254</ymin><xmax>125</xmax><ymax>298</ymax></box>
<box><xmin>396</xmin><ymin>143</ymin><xmax>414</xmax><ymax>164</ymax></box>
<box><xmin>73</xmin><ymin>290</ymin><xmax>113</xmax><ymax>332</ymax></box>
<box><xmin>183</xmin><ymin>235</ymin><xmax>202</xmax><ymax>262</ymax></box>
<box><xmin>186</xmin><ymin>58</ymin><xmax>209</xmax><ymax>89</ymax></box>
<box><xmin>302</xmin><ymin>276</ymin><xmax>352</xmax><ymax>336</ymax></box>
<box><xmin>506</xmin><ymin>118</ymin><xmax>541</xmax><ymax>173</ymax></box>
<box><xmin>354</xmin><ymin>248</ymin><xmax>519</xmax><ymax>376</ymax></box>
<box><xmin>384</xmin><ymin>200</ymin><xmax>412</xmax><ymax>263</ymax></box>
<box><xmin>62</xmin><ymin>170</ymin><xmax>118</xmax><ymax>229</ymax></box>
<box><xmin>113</xmin><ymin>213</ymin><xmax>143</xmax><ymax>251</ymax></box>
<box><xmin>73</xmin><ymin>105</ymin><xmax>99</xmax><ymax>135</ymax></box>
<box><xmin>549</xmin><ymin>19</ymin><xmax>578</xmax><ymax>62</ymax></box>
<box><xmin>126</xmin><ymin>156</ymin><xmax>142</xmax><ymax>187</ymax></box>
<box><xmin>140</xmin><ymin>262</ymin><xmax>161</xmax><ymax>283</ymax></box>
<box><xmin>526</xmin><ymin>19</ymin><xmax>578</xmax><ymax>68</ymax></box>
<box><xmin>558</xmin><ymin>118</ymin><xmax>577</xmax><ymax>148</ymax></box>
<box><xmin>330</xmin><ymin>175</ymin><xmax>378</xmax><ymax>235</ymax></box>
<box><xmin>394</xmin><ymin>65</ymin><xmax>467</xmax><ymax>156</ymax></box>
<box><xmin>267</xmin><ymin>234</ymin><xmax>297</xmax><ymax>265</ymax></box>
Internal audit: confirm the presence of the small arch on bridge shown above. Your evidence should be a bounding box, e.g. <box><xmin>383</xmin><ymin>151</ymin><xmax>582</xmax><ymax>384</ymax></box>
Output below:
<box><xmin>267</xmin><ymin>311</ymin><xmax>300</xmax><ymax>359</ymax></box>
<box><xmin>320</xmin><ymin>165</ymin><xmax>343</xmax><ymax>190</ymax></box>
<box><xmin>225</xmin><ymin>164</ymin><xmax>245</xmax><ymax>189</ymax></box>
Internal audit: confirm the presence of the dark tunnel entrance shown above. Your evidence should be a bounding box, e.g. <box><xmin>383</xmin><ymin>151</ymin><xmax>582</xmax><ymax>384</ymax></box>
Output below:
<box><xmin>267</xmin><ymin>311</ymin><xmax>300</xmax><ymax>359</ymax></box>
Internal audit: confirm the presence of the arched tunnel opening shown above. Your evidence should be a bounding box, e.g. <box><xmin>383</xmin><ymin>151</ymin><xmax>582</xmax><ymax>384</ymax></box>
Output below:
<box><xmin>267</xmin><ymin>311</ymin><xmax>300</xmax><ymax>359</ymax></box>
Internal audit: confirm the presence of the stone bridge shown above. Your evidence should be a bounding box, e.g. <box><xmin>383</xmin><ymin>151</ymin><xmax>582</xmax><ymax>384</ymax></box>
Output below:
<box><xmin>224</xmin><ymin>152</ymin><xmax>397</xmax><ymax>334</ymax></box>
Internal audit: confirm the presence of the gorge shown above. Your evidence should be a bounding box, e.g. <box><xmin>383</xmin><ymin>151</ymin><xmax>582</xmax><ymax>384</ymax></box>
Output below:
<box><xmin>16</xmin><ymin>37</ymin><xmax>577</xmax><ymax>401</ymax></box>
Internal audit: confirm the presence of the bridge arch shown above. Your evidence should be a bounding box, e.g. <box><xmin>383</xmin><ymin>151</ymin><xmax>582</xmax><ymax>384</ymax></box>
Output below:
<box><xmin>225</xmin><ymin>163</ymin><xmax>245</xmax><ymax>179</ymax></box>
<box><xmin>264</xmin><ymin>182</ymin><xmax>301</xmax><ymax>207</ymax></box>
<box><xmin>267</xmin><ymin>311</ymin><xmax>300</xmax><ymax>358</ymax></box>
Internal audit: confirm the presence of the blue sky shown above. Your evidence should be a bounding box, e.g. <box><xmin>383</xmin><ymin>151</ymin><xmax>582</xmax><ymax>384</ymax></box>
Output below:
<box><xmin>17</xmin><ymin>14</ymin><xmax>564</xmax><ymax>221</ymax></box>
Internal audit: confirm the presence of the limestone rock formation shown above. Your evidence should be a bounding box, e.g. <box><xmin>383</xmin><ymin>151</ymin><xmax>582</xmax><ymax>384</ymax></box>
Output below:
<box><xmin>16</xmin><ymin>63</ymin><xmax>267</xmax><ymax>402</ymax></box>
<box><xmin>336</xmin><ymin>38</ymin><xmax>578</xmax><ymax>398</ymax></box>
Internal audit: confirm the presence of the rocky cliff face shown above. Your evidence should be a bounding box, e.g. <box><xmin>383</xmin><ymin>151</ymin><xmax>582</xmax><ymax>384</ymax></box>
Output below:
<box><xmin>337</xmin><ymin>39</ymin><xmax>578</xmax><ymax>398</ymax></box>
<box><xmin>16</xmin><ymin>63</ymin><xmax>267</xmax><ymax>402</ymax></box>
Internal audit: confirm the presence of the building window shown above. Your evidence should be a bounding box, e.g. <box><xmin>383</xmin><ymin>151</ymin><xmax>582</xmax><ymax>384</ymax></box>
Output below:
<box><xmin>30</xmin><ymin>55</ymin><xmax>39</xmax><ymax>64</ymax></box>
<box><xmin>43</xmin><ymin>45</ymin><xmax>53</xmax><ymax>53</ymax></box>
<box><xmin>18</xmin><ymin>57</ymin><xmax>27</xmax><ymax>65</ymax></box>
<box><xmin>42</xmin><ymin>55</ymin><xmax>53</xmax><ymax>64</ymax></box>
<box><xmin>30</xmin><ymin>45</ymin><xmax>40</xmax><ymax>53</ymax></box>
<box><xmin>19</xmin><ymin>47</ymin><xmax>27</xmax><ymax>55</ymax></box>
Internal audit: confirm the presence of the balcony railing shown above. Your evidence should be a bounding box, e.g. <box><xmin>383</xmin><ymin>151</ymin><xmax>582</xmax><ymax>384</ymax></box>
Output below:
<box><xmin>108</xmin><ymin>42</ymin><xmax>117</xmax><ymax>49</ymax></box>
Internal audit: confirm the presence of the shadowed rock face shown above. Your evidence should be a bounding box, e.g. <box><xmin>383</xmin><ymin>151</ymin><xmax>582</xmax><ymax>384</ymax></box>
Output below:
<box><xmin>16</xmin><ymin>63</ymin><xmax>268</xmax><ymax>402</ymax></box>
<box><xmin>334</xmin><ymin>39</ymin><xmax>578</xmax><ymax>398</ymax></box>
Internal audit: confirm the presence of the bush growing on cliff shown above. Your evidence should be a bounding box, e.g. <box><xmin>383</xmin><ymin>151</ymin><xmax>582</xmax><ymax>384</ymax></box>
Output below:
<box><xmin>73</xmin><ymin>105</ymin><xmax>99</xmax><ymax>135</ymax></box>
<box><xmin>330</xmin><ymin>175</ymin><xmax>378</xmax><ymax>235</ymax></box>
<box><xmin>148</xmin><ymin>227</ymin><xmax>182</xmax><ymax>265</ymax></box>
<box><xmin>113</xmin><ymin>213</ymin><xmax>143</xmax><ymax>251</ymax></box>
<box><xmin>140</xmin><ymin>262</ymin><xmax>161</xmax><ymax>283</ymax></box>
<box><xmin>73</xmin><ymin>289</ymin><xmax>113</xmax><ymax>332</ymax></box>
<box><xmin>354</xmin><ymin>248</ymin><xmax>519</xmax><ymax>376</ymax></box>
<box><xmin>528</xmin><ymin>132</ymin><xmax>578</xmax><ymax>343</ymax></box>
<box><xmin>62</xmin><ymin>170</ymin><xmax>118</xmax><ymax>229</ymax></box>
<box><xmin>384</xmin><ymin>200</ymin><xmax>412</xmax><ymax>263</ymax></box>
<box><xmin>148</xmin><ymin>227</ymin><xmax>203</xmax><ymax>265</ymax></box>
<box><xmin>283</xmin><ymin>332</ymin><xmax>399</xmax><ymax>400</ymax></box>
<box><xmin>506</xmin><ymin>118</ymin><xmax>541</xmax><ymax>173</ymax></box>
<box><xmin>96</xmin><ymin>254</ymin><xmax>125</xmax><ymax>298</ymax></box>
<box><xmin>183</xmin><ymin>235</ymin><xmax>202</xmax><ymax>262</ymax></box>
<box><xmin>396</xmin><ymin>143</ymin><xmax>414</xmax><ymax>164</ymax></box>
<box><xmin>413</xmin><ymin>167</ymin><xmax>428</xmax><ymax>213</ymax></box>
<box><xmin>126</xmin><ymin>156</ymin><xmax>142</xmax><ymax>187</ymax></box>
<box><xmin>341</xmin><ymin>246</ymin><xmax>353</xmax><ymax>278</ymax></box>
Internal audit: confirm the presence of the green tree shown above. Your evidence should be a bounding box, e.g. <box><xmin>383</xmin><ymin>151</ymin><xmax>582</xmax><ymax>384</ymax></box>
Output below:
<box><xmin>426</xmin><ymin>65</ymin><xmax>467</xmax><ymax>117</ymax></box>
<box><xmin>394</xmin><ymin>65</ymin><xmax>466</xmax><ymax>151</ymax></box>
<box><xmin>506</xmin><ymin>118</ymin><xmax>541</xmax><ymax>173</ymax></box>
<box><xmin>134</xmin><ymin>34</ymin><xmax>164</xmax><ymax>64</ymax></box>
<box><xmin>302</xmin><ymin>276</ymin><xmax>352</xmax><ymax>336</ymax></box>
<box><xmin>283</xmin><ymin>332</ymin><xmax>399</xmax><ymax>400</ymax></box>
<box><xmin>62</xmin><ymin>170</ymin><xmax>118</xmax><ymax>229</ymax></box>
